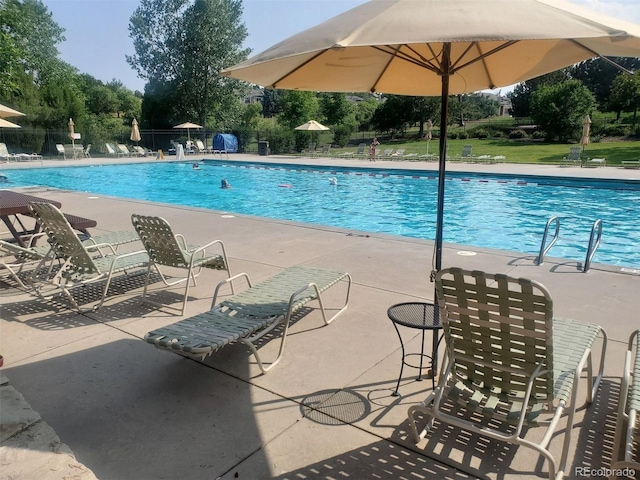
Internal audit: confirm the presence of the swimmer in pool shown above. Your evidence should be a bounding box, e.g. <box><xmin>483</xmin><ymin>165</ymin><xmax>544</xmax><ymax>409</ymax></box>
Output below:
<box><xmin>192</xmin><ymin>163</ymin><xmax>200</xmax><ymax>169</ymax></box>
<box><xmin>221</xmin><ymin>179</ymin><xmax>231</xmax><ymax>189</ymax></box>
<box><xmin>328</xmin><ymin>177</ymin><xmax>338</xmax><ymax>185</ymax></box>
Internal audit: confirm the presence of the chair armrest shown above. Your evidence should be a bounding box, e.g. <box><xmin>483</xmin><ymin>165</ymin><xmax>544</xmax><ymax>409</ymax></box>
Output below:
<box><xmin>211</xmin><ymin>272</ymin><xmax>252</xmax><ymax>307</ymax></box>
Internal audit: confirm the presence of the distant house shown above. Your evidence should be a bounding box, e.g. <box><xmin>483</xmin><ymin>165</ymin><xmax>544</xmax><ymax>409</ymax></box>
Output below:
<box><xmin>480</xmin><ymin>92</ymin><xmax>512</xmax><ymax>116</ymax></box>
<box><xmin>244</xmin><ymin>86</ymin><xmax>264</xmax><ymax>104</ymax></box>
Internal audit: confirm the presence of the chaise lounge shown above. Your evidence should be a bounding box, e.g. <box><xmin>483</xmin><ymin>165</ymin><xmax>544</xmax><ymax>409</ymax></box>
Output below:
<box><xmin>612</xmin><ymin>330</ymin><xmax>640</xmax><ymax>473</ymax></box>
<box><xmin>144</xmin><ymin>265</ymin><xmax>352</xmax><ymax>374</ymax></box>
<box><xmin>621</xmin><ymin>160</ymin><xmax>640</xmax><ymax>169</ymax></box>
<box><xmin>28</xmin><ymin>202</ymin><xmax>149</xmax><ymax>312</ymax></box>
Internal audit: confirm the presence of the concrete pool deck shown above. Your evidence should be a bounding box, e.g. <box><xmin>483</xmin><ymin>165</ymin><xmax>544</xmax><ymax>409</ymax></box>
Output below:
<box><xmin>1</xmin><ymin>153</ymin><xmax>639</xmax><ymax>479</ymax></box>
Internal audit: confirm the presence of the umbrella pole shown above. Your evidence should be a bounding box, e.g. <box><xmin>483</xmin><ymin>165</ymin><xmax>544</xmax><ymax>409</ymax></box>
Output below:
<box><xmin>434</xmin><ymin>43</ymin><xmax>451</xmax><ymax>275</ymax></box>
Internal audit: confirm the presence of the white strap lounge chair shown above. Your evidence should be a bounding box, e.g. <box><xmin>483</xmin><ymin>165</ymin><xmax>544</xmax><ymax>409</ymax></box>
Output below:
<box><xmin>144</xmin><ymin>265</ymin><xmax>351</xmax><ymax>374</ymax></box>
<box><xmin>408</xmin><ymin>267</ymin><xmax>607</xmax><ymax>480</ymax></box>
<box><xmin>55</xmin><ymin>144</ymin><xmax>66</xmax><ymax>160</ymax></box>
<box><xmin>621</xmin><ymin>160</ymin><xmax>640</xmax><ymax>169</ymax></box>
<box><xmin>0</xmin><ymin>229</ymin><xmax>140</xmax><ymax>289</ymax></box>
<box><xmin>28</xmin><ymin>202</ymin><xmax>149</xmax><ymax>312</ymax></box>
<box><xmin>131</xmin><ymin>214</ymin><xmax>233</xmax><ymax>315</ymax></box>
<box><xmin>562</xmin><ymin>146</ymin><xmax>583</xmax><ymax>165</ymax></box>
<box><xmin>612</xmin><ymin>330</ymin><xmax>640</xmax><ymax>473</ymax></box>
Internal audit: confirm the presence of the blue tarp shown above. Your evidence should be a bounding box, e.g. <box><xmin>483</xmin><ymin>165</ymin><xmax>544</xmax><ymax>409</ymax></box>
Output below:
<box><xmin>213</xmin><ymin>133</ymin><xmax>238</xmax><ymax>153</ymax></box>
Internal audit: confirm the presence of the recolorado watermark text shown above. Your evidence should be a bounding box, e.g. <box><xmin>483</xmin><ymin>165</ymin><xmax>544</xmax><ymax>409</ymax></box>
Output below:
<box><xmin>575</xmin><ymin>466</ymin><xmax>636</xmax><ymax>478</ymax></box>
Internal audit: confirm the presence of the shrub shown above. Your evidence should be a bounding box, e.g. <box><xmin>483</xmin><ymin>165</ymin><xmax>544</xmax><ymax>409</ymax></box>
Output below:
<box><xmin>458</xmin><ymin>131</ymin><xmax>469</xmax><ymax>139</ymax></box>
<box><xmin>332</xmin><ymin>124</ymin><xmax>354</xmax><ymax>147</ymax></box>
<box><xmin>262</xmin><ymin>125</ymin><xmax>294</xmax><ymax>154</ymax></box>
<box><xmin>531</xmin><ymin>130</ymin><xmax>546</xmax><ymax>140</ymax></box>
<box><xmin>601</xmin><ymin>124</ymin><xmax>631</xmax><ymax>137</ymax></box>
<box><xmin>508</xmin><ymin>129</ymin><xmax>528</xmax><ymax>139</ymax></box>
<box><xmin>473</xmin><ymin>128</ymin><xmax>489</xmax><ymax>139</ymax></box>
<box><xmin>448</xmin><ymin>131</ymin><xmax>459</xmax><ymax>139</ymax></box>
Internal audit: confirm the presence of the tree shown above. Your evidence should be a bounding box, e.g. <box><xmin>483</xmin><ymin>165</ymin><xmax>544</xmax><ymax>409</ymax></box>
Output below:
<box><xmin>530</xmin><ymin>80</ymin><xmax>596</xmax><ymax>141</ymax></box>
<box><xmin>261</xmin><ymin>89</ymin><xmax>281</xmax><ymax>118</ymax></box>
<box><xmin>128</xmin><ymin>0</ymin><xmax>250</xmax><ymax>131</ymax></box>
<box><xmin>571</xmin><ymin>57</ymin><xmax>640</xmax><ymax>109</ymax></box>
<box><xmin>371</xmin><ymin>95</ymin><xmax>412</xmax><ymax>134</ymax></box>
<box><xmin>353</xmin><ymin>96</ymin><xmax>379</xmax><ymax>132</ymax></box>
<box><xmin>0</xmin><ymin>0</ymin><xmax>65</xmax><ymax>100</ymax></box>
<box><xmin>608</xmin><ymin>71</ymin><xmax>640</xmax><ymax>124</ymax></box>
<box><xmin>410</xmin><ymin>97</ymin><xmax>440</xmax><ymax>135</ymax></box>
<box><xmin>319</xmin><ymin>93</ymin><xmax>351</xmax><ymax>126</ymax></box>
<box><xmin>508</xmin><ymin>70</ymin><xmax>571</xmax><ymax>118</ymax></box>
<box><xmin>276</xmin><ymin>90</ymin><xmax>319</xmax><ymax>150</ymax></box>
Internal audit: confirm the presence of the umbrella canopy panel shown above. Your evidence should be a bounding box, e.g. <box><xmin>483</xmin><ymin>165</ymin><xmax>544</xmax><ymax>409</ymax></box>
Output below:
<box><xmin>0</xmin><ymin>103</ymin><xmax>25</xmax><ymax>119</ymax></box>
<box><xmin>295</xmin><ymin>120</ymin><xmax>330</xmax><ymax>131</ymax></box>
<box><xmin>173</xmin><ymin>122</ymin><xmax>203</xmax><ymax>142</ymax></box>
<box><xmin>0</xmin><ymin>119</ymin><xmax>21</xmax><ymax>128</ymax></box>
<box><xmin>173</xmin><ymin>122</ymin><xmax>203</xmax><ymax>129</ymax></box>
<box><xmin>222</xmin><ymin>0</ymin><xmax>640</xmax><ymax>96</ymax></box>
<box><xmin>222</xmin><ymin>0</ymin><xmax>640</xmax><ymax>277</ymax></box>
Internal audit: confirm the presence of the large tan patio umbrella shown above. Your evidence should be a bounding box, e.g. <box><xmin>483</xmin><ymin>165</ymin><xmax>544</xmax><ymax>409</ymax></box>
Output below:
<box><xmin>221</xmin><ymin>0</ymin><xmax>640</xmax><ymax>274</ymax></box>
<box><xmin>173</xmin><ymin>122</ymin><xmax>202</xmax><ymax>142</ymax></box>
<box><xmin>130</xmin><ymin>118</ymin><xmax>141</xmax><ymax>144</ymax></box>
<box><xmin>0</xmin><ymin>103</ymin><xmax>25</xmax><ymax>119</ymax></box>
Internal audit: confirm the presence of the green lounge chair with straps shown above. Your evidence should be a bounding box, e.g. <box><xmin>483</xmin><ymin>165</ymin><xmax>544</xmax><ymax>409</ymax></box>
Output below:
<box><xmin>408</xmin><ymin>267</ymin><xmax>607</xmax><ymax>480</ymax></box>
<box><xmin>612</xmin><ymin>330</ymin><xmax>640</xmax><ymax>473</ymax></box>
<box><xmin>131</xmin><ymin>214</ymin><xmax>233</xmax><ymax>315</ymax></box>
<box><xmin>144</xmin><ymin>265</ymin><xmax>351</xmax><ymax>374</ymax></box>
<box><xmin>1</xmin><ymin>228</ymin><xmax>140</xmax><ymax>289</ymax></box>
<box><xmin>28</xmin><ymin>202</ymin><xmax>149</xmax><ymax>312</ymax></box>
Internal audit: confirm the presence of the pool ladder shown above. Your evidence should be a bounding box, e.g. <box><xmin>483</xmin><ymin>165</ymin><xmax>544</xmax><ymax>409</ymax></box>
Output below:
<box><xmin>536</xmin><ymin>217</ymin><xmax>603</xmax><ymax>272</ymax></box>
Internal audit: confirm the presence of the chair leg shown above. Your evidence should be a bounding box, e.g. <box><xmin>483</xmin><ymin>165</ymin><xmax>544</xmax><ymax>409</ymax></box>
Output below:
<box><xmin>312</xmin><ymin>273</ymin><xmax>352</xmax><ymax>325</ymax></box>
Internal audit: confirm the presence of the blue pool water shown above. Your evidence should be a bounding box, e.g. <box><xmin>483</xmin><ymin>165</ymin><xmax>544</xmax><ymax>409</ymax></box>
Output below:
<box><xmin>4</xmin><ymin>160</ymin><xmax>640</xmax><ymax>269</ymax></box>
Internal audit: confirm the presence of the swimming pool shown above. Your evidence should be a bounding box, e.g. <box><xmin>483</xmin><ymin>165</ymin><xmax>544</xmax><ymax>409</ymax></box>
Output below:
<box><xmin>4</xmin><ymin>160</ymin><xmax>640</xmax><ymax>270</ymax></box>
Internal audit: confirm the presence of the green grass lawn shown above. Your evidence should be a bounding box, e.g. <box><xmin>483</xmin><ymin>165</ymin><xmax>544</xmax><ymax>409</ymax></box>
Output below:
<box><xmin>330</xmin><ymin>138</ymin><xmax>640</xmax><ymax>165</ymax></box>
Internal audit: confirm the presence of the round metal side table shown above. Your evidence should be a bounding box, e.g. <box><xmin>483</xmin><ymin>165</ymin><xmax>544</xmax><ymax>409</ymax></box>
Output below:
<box><xmin>387</xmin><ymin>302</ymin><xmax>443</xmax><ymax>396</ymax></box>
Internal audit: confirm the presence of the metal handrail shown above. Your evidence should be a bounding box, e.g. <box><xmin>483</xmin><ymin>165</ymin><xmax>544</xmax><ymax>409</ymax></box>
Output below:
<box><xmin>583</xmin><ymin>219</ymin><xmax>603</xmax><ymax>273</ymax></box>
<box><xmin>537</xmin><ymin>216</ymin><xmax>560</xmax><ymax>265</ymax></box>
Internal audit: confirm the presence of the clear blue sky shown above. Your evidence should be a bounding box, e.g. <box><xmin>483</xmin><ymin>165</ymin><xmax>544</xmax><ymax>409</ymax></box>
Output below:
<box><xmin>43</xmin><ymin>0</ymin><xmax>640</xmax><ymax>94</ymax></box>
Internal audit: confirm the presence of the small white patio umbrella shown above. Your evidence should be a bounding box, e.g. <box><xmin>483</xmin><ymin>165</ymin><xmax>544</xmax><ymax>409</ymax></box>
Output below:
<box><xmin>295</xmin><ymin>120</ymin><xmax>330</xmax><ymax>147</ymax></box>
<box><xmin>173</xmin><ymin>122</ymin><xmax>202</xmax><ymax>142</ymax></box>
<box><xmin>130</xmin><ymin>118</ymin><xmax>141</xmax><ymax>144</ymax></box>
<box><xmin>580</xmin><ymin>115</ymin><xmax>591</xmax><ymax>153</ymax></box>
<box><xmin>294</xmin><ymin>120</ymin><xmax>330</xmax><ymax>131</ymax></box>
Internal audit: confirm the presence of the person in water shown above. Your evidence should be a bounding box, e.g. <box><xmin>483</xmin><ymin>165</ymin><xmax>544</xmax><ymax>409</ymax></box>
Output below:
<box><xmin>192</xmin><ymin>163</ymin><xmax>200</xmax><ymax>169</ymax></box>
<box><xmin>221</xmin><ymin>179</ymin><xmax>231</xmax><ymax>189</ymax></box>
<box><xmin>328</xmin><ymin>177</ymin><xmax>338</xmax><ymax>186</ymax></box>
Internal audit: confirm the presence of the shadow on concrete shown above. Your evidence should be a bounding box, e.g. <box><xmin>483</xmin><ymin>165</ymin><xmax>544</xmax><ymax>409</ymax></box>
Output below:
<box><xmin>3</xmin><ymin>339</ymin><xmax>271</xmax><ymax>479</ymax></box>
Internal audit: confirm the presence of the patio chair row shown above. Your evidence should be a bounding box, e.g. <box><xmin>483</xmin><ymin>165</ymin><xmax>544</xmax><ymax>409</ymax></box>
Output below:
<box><xmin>0</xmin><ymin>142</ymin><xmax>42</xmax><ymax>162</ymax></box>
<box><xmin>2</xmin><ymin>202</ymin><xmax>351</xmax><ymax>375</ymax></box>
<box><xmin>105</xmin><ymin>143</ymin><xmax>150</xmax><ymax>157</ymax></box>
